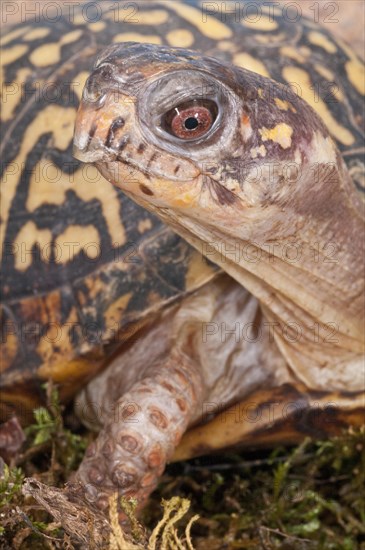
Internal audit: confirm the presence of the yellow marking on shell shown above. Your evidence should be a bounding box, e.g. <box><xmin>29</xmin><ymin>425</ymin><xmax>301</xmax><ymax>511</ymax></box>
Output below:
<box><xmin>168</xmin><ymin>2</ymin><xmax>232</xmax><ymax>39</ymax></box>
<box><xmin>39</xmin><ymin>356</ymin><xmax>101</xmax><ymax>385</ymax></box>
<box><xmin>88</xmin><ymin>21</ymin><xmax>106</xmax><ymax>32</ymax></box>
<box><xmin>299</xmin><ymin>46</ymin><xmax>311</xmax><ymax>57</ymax></box>
<box><xmin>217</xmin><ymin>40</ymin><xmax>235</xmax><ymax>51</ymax></box>
<box><xmin>73</xmin><ymin>13</ymin><xmax>87</xmax><ymax>25</ymax></box>
<box><xmin>250</xmin><ymin>145</ymin><xmax>267</xmax><ymax>159</ymax></box>
<box><xmin>254</xmin><ymin>32</ymin><xmax>286</xmax><ymax>44</ymax></box>
<box><xmin>257</xmin><ymin>88</ymin><xmax>264</xmax><ymax>98</ymax></box>
<box><xmin>337</xmin><ymin>38</ymin><xmax>360</xmax><ymax>68</ymax></box>
<box><xmin>308</xmin><ymin>31</ymin><xmax>337</xmax><ymax>53</ymax></box>
<box><xmin>332</xmin><ymin>38</ymin><xmax>364</xmax><ymax>96</ymax></box>
<box><xmin>29</xmin><ymin>29</ymin><xmax>83</xmax><ymax>67</ymax></box>
<box><xmin>23</xmin><ymin>28</ymin><xmax>51</xmax><ymax>41</ymax></box>
<box><xmin>78</xmin><ymin>277</ymin><xmax>102</xmax><ymax>308</ymax></box>
<box><xmin>57</xmin><ymin>29</ymin><xmax>83</xmax><ymax>45</ymax></box>
<box><xmin>80</xmin><ymin>257</ymin><xmax>131</xmax><ymax>304</ymax></box>
<box><xmin>166</xmin><ymin>29</ymin><xmax>194</xmax><ymax>47</ymax></box>
<box><xmin>13</xmin><ymin>221</ymin><xmax>53</xmax><ymax>271</ymax></box>
<box><xmin>274</xmin><ymin>98</ymin><xmax>297</xmax><ymax>112</ymax></box>
<box><xmin>25</xmin><ymin>160</ymin><xmax>127</xmax><ymax>248</ymax></box>
<box><xmin>1</xmin><ymin>44</ymin><xmax>29</xmax><ymax>65</ymax></box>
<box><xmin>104</xmin><ymin>292</ymin><xmax>133</xmax><ymax>327</ymax></box>
<box><xmin>113</xmin><ymin>33</ymin><xmax>162</xmax><ymax>45</ymax></box>
<box><xmin>55</xmin><ymin>225</ymin><xmax>100</xmax><ymax>262</ymax></box>
<box><xmin>259</xmin><ymin>123</ymin><xmax>293</xmax><ymax>149</ymax></box>
<box><xmin>241</xmin><ymin>15</ymin><xmax>278</xmax><ymax>31</ymax></box>
<box><xmin>233</xmin><ymin>53</ymin><xmax>270</xmax><ymax>78</ymax></box>
<box><xmin>0</xmin><ymin>105</ymin><xmax>75</xmax><ymax>258</ymax></box>
<box><xmin>0</xmin><ymin>26</ymin><xmax>30</xmax><ymax>46</ymax></box>
<box><xmin>37</xmin><ymin>307</ymin><xmax>81</xmax><ymax>376</ymax></box>
<box><xmin>313</xmin><ymin>65</ymin><xmax>344</xmax><ymax>102</ymax></box>
<box><xmin>314</xmin><ymin>64</ymin><xmax>335</xmax><ymax>82</ymax></box>
<box><xmin>0</xmin><ymin>313</ymin><xmax>18</xmax><ymax>370</ymax></box>
<box><xmin>73</xmin><ymin>71</ymin><xmax>90</xmax><ymax>100</ymax></box>
<box><xmin>346</xmin><ymin>57</ymin><xmax>365</xmax><ymax>95</ymax></box>
<box><xmin>282</xmin><ymin>66</ymin><xmax>355</xmax><ymax>146</ymax></box>
<box><xmin>2</xmin><ymin>67</ymin><xmax>32</xmax><ymax>122</ymax></box>
<box><xmin>125</xmin><ymin>9</ymin><xmax>168</xmax><ymax>25</ymax></box>
<box><xmin>336</xmin><ymin>37</ymin><xmax>358</xmax><ymax>60</ymax></box>
<box><xmin>138</xmin><ymin>218</ymin><xmax>153</xmax><ymax>233</ymax></box>
<box><xmin>280</xmin><ymin>46</ymin><xmax>306</xmax><ymax>63</ymax></box>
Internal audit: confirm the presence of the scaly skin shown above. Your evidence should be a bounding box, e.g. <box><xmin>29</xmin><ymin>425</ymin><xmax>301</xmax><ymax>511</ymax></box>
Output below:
<box><xmin>73</xmin><ymin>43</ymin><xmax>365</xmax><ymax>514</ymax></box>
<box><xmin>73</xmin><ymin>275</ymin><xmax>292</xmax><ymax>514</ymax></box>
<box><xmin>75</xmin><ymin>348</ymin><xmax>204</xmax><ymax>513</ymax></box>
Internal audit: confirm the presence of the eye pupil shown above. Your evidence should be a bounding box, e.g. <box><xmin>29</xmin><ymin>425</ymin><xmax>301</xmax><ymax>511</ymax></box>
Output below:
<box><xmin>163</xmin><ymin>100</ymin><xmax>218</xmax><ymax>141</ymax></box>
<box><xmin>184</xmin><ymin>117</ymin><xmax>199</xmax><ymax>130</ymax></box>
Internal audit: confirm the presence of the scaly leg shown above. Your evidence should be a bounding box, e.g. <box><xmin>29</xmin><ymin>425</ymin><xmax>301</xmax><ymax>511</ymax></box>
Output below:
<box><xmin>73</xmin><ymin>276</ymin><xmax>288</xmax><ymax>514</ymax></box>
<box><xmin>74</xmin><ymin>348</ymin><xmax>203</xmax><ymax>513</ymax></box>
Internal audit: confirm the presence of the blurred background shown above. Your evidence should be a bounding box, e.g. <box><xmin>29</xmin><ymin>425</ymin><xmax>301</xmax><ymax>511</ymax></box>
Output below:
<box><xmin>3</xmin><ymin>0</ymin><xmax>364</xmax><ymax>58</ymax></box>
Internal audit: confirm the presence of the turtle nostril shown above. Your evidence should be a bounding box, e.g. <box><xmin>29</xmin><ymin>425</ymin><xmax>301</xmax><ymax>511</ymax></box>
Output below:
<box><xmin>83</xmin><ymin>64</ymin><xmax>114</xmax><ymax>105</ymax></box>
<box><xmin>82</xmin><ymin>82</ymin><xmax>106</xmax><ymax>108</ymax></box>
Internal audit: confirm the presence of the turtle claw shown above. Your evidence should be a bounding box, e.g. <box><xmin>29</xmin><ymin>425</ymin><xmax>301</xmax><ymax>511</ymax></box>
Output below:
<box><xmin>74</xmin><ymin>350</ymin><xmax>203</xmax><ymax>513</ymax></box>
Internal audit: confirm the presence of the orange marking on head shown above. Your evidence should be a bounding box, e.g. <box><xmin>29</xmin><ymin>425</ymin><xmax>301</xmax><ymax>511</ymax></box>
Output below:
<box><xmin>241</xmin><ymin>113</ymin><xmax>250</xmax><ymax>126</ymax></box>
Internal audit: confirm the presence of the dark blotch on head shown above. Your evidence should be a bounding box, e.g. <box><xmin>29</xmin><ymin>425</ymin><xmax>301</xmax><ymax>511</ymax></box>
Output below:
<box><xmin>117</xmin><ymin>135</ymin><xmax>129</xmax><ymax>152</ymax></box>
<box><xmin>140</xmin><ymin>184</ymin><xmax>154</xmax><ymax>196</ymax></box>
<box><xmin>147</xmin><ymin>152</ymin><xmax>158</xmax><ymax>168</ymax></box>
<box><xmin>105</xmin><ymin>116</ymin><xmax>125</xmax><ymax>148</ymax></box>
<box><xmin>137</xmin><ymin>142</ymin><xmax>146</xmax><ymax>153</ymax></box>
<box><xmin>205</xmin><ymin>176</ymin><xmax>237</xmax><ymax>206</ymax></box>
<box><xmin>84</xmin><ymin>121</ymin><xmax>97</xmax><ymax>151</ymax></box>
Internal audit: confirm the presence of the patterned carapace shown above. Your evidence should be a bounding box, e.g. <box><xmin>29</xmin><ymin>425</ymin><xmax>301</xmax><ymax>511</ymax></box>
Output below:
<box><xmin>1</xmin><ymin>0</ymin><xmax>364</xmax><ymax>419</ymax></box>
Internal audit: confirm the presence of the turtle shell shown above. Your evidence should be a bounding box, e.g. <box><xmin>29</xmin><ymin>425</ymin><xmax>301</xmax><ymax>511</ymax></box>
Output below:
<box><xmin>1</xmin><ymin>0</ymin><xmax>364</xmax><ymax>421</ymax></box>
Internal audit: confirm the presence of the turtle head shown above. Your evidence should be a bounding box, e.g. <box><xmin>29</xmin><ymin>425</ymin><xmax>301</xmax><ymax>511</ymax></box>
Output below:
<box><xmin>74</xmin><ymin>42</ymin><xmax>344</xmax><ymax>237</ymax></box>
<box><xmin>73</xmin><ymin>43</ymin><xmax>244</xmax><ymax>219</ymax></box>
<box><xmin>74</xmin><ymin>43</ymin><xmax>318</xmax><ymax>223</ymax></box>
<box><xmin>74</xmin><ymin>43</ymin><xmax>364</xmax><ymax>392</ymax></box>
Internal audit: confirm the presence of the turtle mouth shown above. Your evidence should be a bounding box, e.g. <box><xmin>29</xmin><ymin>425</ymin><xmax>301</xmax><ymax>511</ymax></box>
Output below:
<box><xmin>73</xmin><ymin>106</ymin><xmax>106</xmax><ymax>163</ymax></box>
<box><xmin>73</xmin><ymin>139</ymin><xmax>105</xmax><ymax>164</ymax></box>
<box><xmin>73</xmin><ymin>94</ymin><xmax>201</xmax><ymax>184</ymax></box>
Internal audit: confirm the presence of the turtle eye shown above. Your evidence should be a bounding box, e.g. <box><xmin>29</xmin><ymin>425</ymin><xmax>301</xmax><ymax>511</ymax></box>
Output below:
<box><xmin>163</xmin><ymin>100</ymin><xmax>218</xmax><ymax>140</ymax></box>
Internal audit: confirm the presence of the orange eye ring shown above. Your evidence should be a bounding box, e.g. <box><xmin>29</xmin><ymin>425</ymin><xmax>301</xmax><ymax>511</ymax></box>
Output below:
<box><xmin>163</xmin><ymin>100</ymin><xmax>218</xmax><ymax>141</ymax></box>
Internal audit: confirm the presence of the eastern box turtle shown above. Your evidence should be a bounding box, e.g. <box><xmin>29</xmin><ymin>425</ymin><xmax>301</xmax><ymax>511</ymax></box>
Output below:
<box><xmin>1</xmin><ymin>0</ymin><xmax>365</xmax><ymax>517</ymax></box>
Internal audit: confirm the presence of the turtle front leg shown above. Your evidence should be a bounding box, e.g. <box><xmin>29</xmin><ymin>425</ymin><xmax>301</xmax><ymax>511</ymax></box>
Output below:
<box><xmin>74</xmin><ymin>348</ymin><xmax>203</xmax><ymax>513</ymax></box>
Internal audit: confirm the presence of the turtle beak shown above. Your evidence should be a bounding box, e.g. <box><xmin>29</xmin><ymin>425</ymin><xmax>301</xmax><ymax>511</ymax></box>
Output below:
<box><xmin>73</xmin><ymin>104</ymin><xmax>106</xmax><ymax>163</ymax></box>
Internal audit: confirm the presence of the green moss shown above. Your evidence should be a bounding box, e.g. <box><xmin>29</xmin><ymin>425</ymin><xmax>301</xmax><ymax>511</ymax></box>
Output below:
<box><xmin>146</xmin><ymin>427</ymin><xmax>365</xmax><ymax>549</ymax></box>
<box><xmin>0</xmin><ymin>463</ymin><xmax>24</xmax><ymax>508</ymax></box>
<box><xmin>24</xmin><ymin>384</ymin><xmax>87</xmax><ymax>476</ymax></box>
<box><xmin>0</xmin><ymin>384</ymin><xmax>364</xmax><ymax>549</ymax></box>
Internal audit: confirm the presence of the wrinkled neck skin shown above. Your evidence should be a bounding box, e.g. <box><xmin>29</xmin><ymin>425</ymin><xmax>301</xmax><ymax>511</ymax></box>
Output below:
<box><xmin>159</xmin><ymin>159</ymin><xmax>365</xmax><ymax>391</ymax></box>
<box><xmin>169</xmin><ymin>154</ymin><xmax>364</xmax><ymax>343</ymax></box>
<box><xmin>75</xmin><ymin>44</ymin><xmax>365</xmax><ymax>391</ymax></box>
<box><xmin>96</xmin><ymin>138</ymin><xmax>365</xmax><ymax>391</ymax></box>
